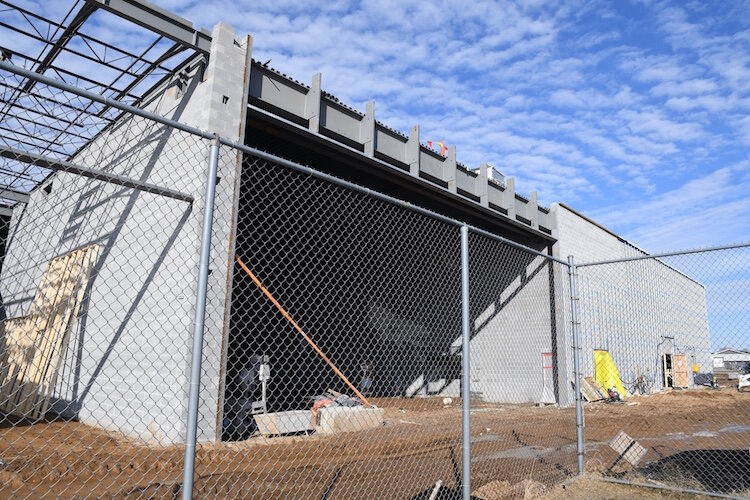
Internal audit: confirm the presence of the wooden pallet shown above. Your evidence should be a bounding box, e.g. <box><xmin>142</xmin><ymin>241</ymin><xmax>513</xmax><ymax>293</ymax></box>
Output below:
<box><xmin>581</xmin><ymin>376</ymin><xmax>608</xmax><ymax>402</ymax></box>
<box><xmin>0</xmin><ymin>244</ymin><xmax>98</xmax><ymax>419</ymax></box>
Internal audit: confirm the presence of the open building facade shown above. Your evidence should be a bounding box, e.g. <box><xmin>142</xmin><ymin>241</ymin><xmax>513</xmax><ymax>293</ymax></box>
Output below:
<box><xmin>0</xmin><ymin>1</ymin><xmax>711</xmax><ymax>445</ymax></box>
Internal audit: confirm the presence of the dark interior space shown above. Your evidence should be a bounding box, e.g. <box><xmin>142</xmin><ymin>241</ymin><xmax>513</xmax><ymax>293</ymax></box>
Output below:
<box><xmin>0</xmin><ymin>214</ymin><xmax>9</xmax><ymax>275</ymax></box>
<box><xmin>222</xmin><ymin>114</ymin><xmax>560</xmax><ymax>440</ymax></box>
<box><xmin>0</xmin><ymin>214</ymin><xmax>9</xmax><ymax>322</ymax></box>
<box><xmin>221</xmin><ymin>154</ymin><xmax>463</xmax><ymax>440</ymax></box>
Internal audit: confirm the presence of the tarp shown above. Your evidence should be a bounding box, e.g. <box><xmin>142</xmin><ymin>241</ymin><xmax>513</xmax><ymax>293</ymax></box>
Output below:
<box><xmin>594</xmin><ymin>349</ymin><xmax>627</xmax><ymax>398</ymax></box>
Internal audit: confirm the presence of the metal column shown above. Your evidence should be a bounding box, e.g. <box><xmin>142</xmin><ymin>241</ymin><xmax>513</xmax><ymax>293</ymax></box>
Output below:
<box><xmin>568</xmin><ymin>255</ymin><xmax>584</xmax><ymax>475</ymax></box>
<box><xmin>182</xmin><ymin>136</ymin><xmax>220</xmax><ymax>499</ymax></box>
<box><xmin>460</xmin><ymin>225</ymin><xmax>471</xmax><ymax>500</ymax></box>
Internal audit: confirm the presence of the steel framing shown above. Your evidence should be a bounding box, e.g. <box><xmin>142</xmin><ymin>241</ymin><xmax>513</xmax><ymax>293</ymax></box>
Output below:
<box><xmin>0</xmin><ymin>0</ymin><xmax>210</xmax><ymax>208</ymax></box>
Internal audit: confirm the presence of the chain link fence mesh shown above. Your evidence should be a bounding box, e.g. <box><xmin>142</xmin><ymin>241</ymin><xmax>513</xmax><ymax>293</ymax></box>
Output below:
<box><xmin>2</xmin><ymin>57</ymin><xmax>750</xmax><ymax>500</ymax></box>
<box><xmin>197</xmin><ymin>149</ymin><xmax>469</xmax><ymax>497</ymax></box>
<box><xmin>0</xmin><ymin>67</ymin><xmax>213</xmax><ymax>497</ymax></box>
<box><xmin>467</xmin><ymin>233</ymin><xmax>577</xmax><ymax>498</ymax></box>
<box><xmin>577</xmin><ymin>245</ymin><xmax>750</xmax><ymax>497</ymax></box>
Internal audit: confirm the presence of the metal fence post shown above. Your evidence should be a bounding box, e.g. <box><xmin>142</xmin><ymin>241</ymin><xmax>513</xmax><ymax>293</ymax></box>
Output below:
<box><xmin>567</xmin><ymin>255</ymin><xmax>584</xmax><ymax>475</ymax></box>
<box><xmin>182</xmin><ymin>135</ymin><xmax>220</xmax><ymax>499</ymax></box>
<box><xmin>460</xmin><ymin>225</ymin><xmax>471</xmax><ymax>500</ymax></box>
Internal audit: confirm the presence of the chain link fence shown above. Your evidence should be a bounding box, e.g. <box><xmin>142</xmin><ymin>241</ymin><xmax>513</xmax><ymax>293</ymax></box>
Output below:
<box><xmin>575</xmin><ymin>245</ymin><xmax>750</xmax><ymax>498</ymax></box>
<box><xmin>1</xmin><ymin>58</ymin><xmax>750</xmax><ymax>499</ymax></box>
<box><xmin>0</xmin><ymin>60</ymin><xmax>213</xmax><ymax>497</ymax></box>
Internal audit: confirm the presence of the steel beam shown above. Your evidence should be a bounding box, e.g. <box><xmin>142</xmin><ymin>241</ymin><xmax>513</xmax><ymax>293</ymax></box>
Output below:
<box><xmin>0</xmin><ymin>146</ymin><xmax>194</xmax><ymax>203</ymax></box>
<box><xmin>0</xmin><ymin>187</ymin><xmax>30</xmax><ymax>204</ymax></box>
<box><xmin>87</xmin><ymin>0</ymin><xmax>212</xmax><ymax>55</ymax></box>
<box><xmin>22</xmin><ymin>2</ymin><xmax>97</xmax><ymax>92</ymax></box>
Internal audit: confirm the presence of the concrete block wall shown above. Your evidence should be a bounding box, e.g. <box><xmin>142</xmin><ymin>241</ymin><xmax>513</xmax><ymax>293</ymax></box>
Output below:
<box><xmin>551</xmin><ymin>203</ymin><xmax>711</xmax><ymax>398</ymax></box>
<box><xmin>0</xmin><ymin>23</ymin><xmax>250</xmax><ymax>444</ymax></box>
<box><xmin>468</xmin><ymin>248</ymin><xmax>559</xmax><ymax>405</ymax></box>
<box><xmin>193</xmin><ymin>23</ymin><xmax>253</xmax><ymax>443</ymax></box>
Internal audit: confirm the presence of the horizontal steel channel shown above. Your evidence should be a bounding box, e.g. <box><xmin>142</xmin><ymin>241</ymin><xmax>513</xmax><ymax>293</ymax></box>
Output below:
<box><xmin>0</xmin><ymin>146</ymin><xmax>194</xmax><ymax>203</ymax></box>
<box><xmin>245</xmin><ymin>103</ymin><xmax>556</xmax><ymax>243</ymax></box>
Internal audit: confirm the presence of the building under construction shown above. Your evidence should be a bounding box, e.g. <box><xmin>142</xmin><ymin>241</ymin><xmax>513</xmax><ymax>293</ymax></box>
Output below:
<box><xmin>0</xmin><ymin>0</ymin><xmax>711</xmax><ymax>446</ymax></box>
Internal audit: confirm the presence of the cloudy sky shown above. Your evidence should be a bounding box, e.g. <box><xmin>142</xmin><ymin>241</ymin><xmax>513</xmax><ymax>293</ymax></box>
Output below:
<box><xmin>6</xmin><ymin>0</ymin><xmax>750</xmax><ymax>252</ymax></box>
<box><xmin>160</xmin><ymin>0</ymin><xmax>750</xmax><ymax>253</ymax></box>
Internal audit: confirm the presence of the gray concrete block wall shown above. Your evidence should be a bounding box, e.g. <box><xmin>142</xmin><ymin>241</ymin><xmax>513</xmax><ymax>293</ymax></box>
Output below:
<box><xmin>191</xmin><ymin>22</ymin><xmax>253</xmax><ymax>443</ymax></box>
<box><xmin>469</xmin><ymin>252</ymin><xmax>557</xmax><ymax>404</ymax></box>
<box><xmin>551</xmin><ymin>203</ymin><xmax>711</xmax><ymax>398</ymax></box>
<box><xmin>3</xmin><ymin>128</ymin><xmax>204</xmax><ymax>444</ymax></box>
<box><xmin>0</xmin><ymin>22</ymin><xmax>250</xmax><ymax>444</ymax></box>
<box><xmin>462</xmin><ymin>234</ymin><xmax>562</xmax><ymax>405</ymax></box>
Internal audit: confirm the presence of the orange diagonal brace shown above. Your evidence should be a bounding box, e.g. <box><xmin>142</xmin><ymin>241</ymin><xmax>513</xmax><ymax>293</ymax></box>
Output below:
<box><xmin>235</xmin><ymin>255</ymin><xmax>371</xmax><ymax>407</ymax></box>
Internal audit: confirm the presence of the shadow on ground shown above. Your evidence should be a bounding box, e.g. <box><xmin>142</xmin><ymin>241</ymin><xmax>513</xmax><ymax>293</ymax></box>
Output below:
<box><xmin>618</xmin><ymin>449</ymin><xmax>750</xmax><ymax>494</ymax></box>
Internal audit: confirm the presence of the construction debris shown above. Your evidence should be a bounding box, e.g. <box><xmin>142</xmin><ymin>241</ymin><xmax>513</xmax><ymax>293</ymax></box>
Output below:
<box><xmin>311</xmin><ymin>391</ymin><xmax>362</xmax><ymax>415</ymax></box>
<box><xmin>310</xmin><ymin>391</ymin><xmax>383</xmax><ymax>433</ymax></box>
<box><xmin>594</xmin><ymin>349</ymin><xmax>628</xmax><ymax>399</ymax></box>
<box><xmin>581</xmin><ymin>376</ymin><xmax>607</xmax><ymax>402</ymax></box>
<box><xmin>253</xmin><ymin>410</ymin><xmax>313</xmax><ymax>436</ymax></box>
<box><xmin>608</xmin><ymin>430</ymin><xmax>647</xmax><ymax>470</ymax></box>
<box><xmin>315</xmin><ymin>406</ymin><xmax>385</xmax><ymax>435</ymax></box>
<box><xmin>0</xmin><ymin>245</ymin><xmax>98</xmax><ymax>419</ymax></box>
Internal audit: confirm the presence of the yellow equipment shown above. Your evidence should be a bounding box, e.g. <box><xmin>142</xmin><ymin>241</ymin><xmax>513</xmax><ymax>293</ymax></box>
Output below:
<box><xmin>594</xmin><ymin>349</ymin><xmax>627</xmax><ymax>398</ymax></box>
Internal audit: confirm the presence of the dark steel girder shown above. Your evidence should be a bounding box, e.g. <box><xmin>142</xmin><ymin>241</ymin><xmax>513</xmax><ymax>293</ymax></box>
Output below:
<box><xmin>22</xmin><ymin>2</ymin><xmax>98</xmax><ymax>92</ymax></box>
<box><xmin>86</xmin><ymin>0</ymin><xmax>211</xmax><ymax>55</ymax></box>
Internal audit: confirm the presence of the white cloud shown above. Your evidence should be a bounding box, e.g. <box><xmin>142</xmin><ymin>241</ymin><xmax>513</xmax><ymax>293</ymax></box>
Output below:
<box><xmin>10</xmin><ymin>0</ymin><xmax>746</xmax><ymax>250</ymax></box>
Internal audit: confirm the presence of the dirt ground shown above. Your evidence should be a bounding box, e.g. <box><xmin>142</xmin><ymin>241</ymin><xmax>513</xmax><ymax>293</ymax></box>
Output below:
<box><xmin>0</xmin><ymin>388</ymin><xmax>748</xmax><ymax>498</ymax></box>
<box><xmin>546</xmin><ymin>476</ymin><xmax>713</xmax><ymax>499</ymax></box>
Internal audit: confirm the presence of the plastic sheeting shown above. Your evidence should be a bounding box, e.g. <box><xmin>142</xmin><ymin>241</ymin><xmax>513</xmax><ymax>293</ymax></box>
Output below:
<box><xmin>594</xmin><ymin>349</ymin><xmax>627</xmax><ymax>398</ymax></box>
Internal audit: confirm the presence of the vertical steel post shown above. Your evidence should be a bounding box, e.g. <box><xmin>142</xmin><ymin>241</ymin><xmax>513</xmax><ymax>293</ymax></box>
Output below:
<box><xmin>460</xmin><ymin>225</ymin><xmax>471</xmax><ymax>500</ymax></box>
<box><xmin>568</xmin><ymin>255</ymin><xmax>584</xmax><ymax>475</ymax></box>
<box><xmin>182</xmin><ymin>136</ymin><xmax>220</xmax><ymax>499</ymax></box>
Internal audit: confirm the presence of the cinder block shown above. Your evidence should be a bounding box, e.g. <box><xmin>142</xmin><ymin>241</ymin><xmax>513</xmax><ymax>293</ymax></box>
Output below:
<box><xmin>314</xmin><ymin>407</ymin><xmax>385</xmax><ymax>435</ymax></box>
<box><xmin>254</xmin><ymin>410</ymin><xmax>314</xmax><ymax>436</ymax></box>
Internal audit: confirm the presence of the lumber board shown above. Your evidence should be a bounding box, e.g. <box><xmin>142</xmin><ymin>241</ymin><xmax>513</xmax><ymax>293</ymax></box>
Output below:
<box><xmin>0</xmin><ymin>245</ymin><xmax>98</xmax><ymax>418</ymax></box>
<box><xmin>582</xmin><ymin>376</ymin><xmax>607</xmax><ymax>402</ymax></box>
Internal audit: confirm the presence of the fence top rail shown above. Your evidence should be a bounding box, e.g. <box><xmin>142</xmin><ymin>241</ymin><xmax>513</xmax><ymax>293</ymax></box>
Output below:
<box><xmin>575</xmin><ymin>240</ymin><xmax>750</xmax><ymax>268</ymax></box>
<box><xmin>0</xmin><ymin>59</ymin><xmax>216</xmax><ymax>141</ymax></box>
<box><xmin>0</xmin><ymin>59</ymin><xmax>568</xmax><ymax>266</ymax></box>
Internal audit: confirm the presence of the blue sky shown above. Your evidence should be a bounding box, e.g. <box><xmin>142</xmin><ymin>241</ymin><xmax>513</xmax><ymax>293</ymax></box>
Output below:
<box><xmin>5</xmin><ymin>0</ymin><xmax>750</xmax><ymax>253</ymax></box>
<box><xmin>153</xmin><ymin>0</ymin><xmax>750</xmax><ymax>253</ymax></box>
<box><xmin>2</xmin><ymin>1</ymin><xmax>748</xmax><ymax>351</ymax></box>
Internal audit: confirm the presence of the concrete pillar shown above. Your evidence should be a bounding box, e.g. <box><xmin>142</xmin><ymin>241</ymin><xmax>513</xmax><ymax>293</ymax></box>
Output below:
<box><xmin>406</xmin><ymin>125</ymin><xmax>420</xmax><ymax>176</ymax></box>
<box><xmin>504</xmin><ymin>177</ymin><xmax>516</xmax><ymax>220</ymax></box>
<box><xmin>361</xmin><ymin>101</ymin><xmax>375</xmax><ymax>157</ymax></box>
<box><xmin>445</xmin><ymin>145</ymin><xmax>456</xmax><ymax>193</ymax></box>
<box><xmin>193</xmin><ymin>21</ymin><xmax>254</xmax><ymax>443</ymax></box>
<box><xmin>478</xmin><ymin>163</ymin><xmax>490</xmax><ymax>208</ymax></box>
<box><xmin>529</xmin><ymin>191</ymin><xmax>539</xmax><ymax>229</ymax></box>
<box><xmin>305</xmin><ymin>73</ymin><xmax>321</xmax><ymax>133</ymax></box>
